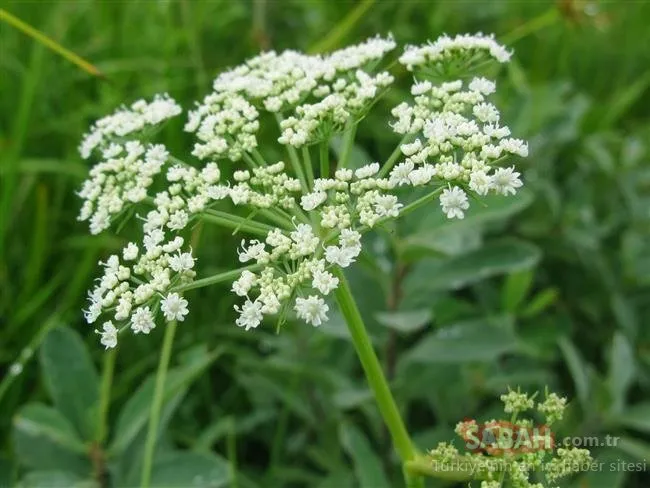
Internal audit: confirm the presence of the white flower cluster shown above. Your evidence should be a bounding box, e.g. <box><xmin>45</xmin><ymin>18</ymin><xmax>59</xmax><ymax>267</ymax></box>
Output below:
<box><xmin>399</xmin><ymin>32</ymin><xmax>511</xmax><ymax>71</ymax></box>
<box><xmin>78</xmin><ymin>33</ymin><xmax>528</xmax><ymax>345</ymax></box>
<box><xmin>77</xmin><ymin>142</ymin><xmax>169</xmax><ymax>234</ymax></box>
<box><xmin>390</xmin><ymin>48</ymin><xmax>527</xmax><ymax>218</ymax></box>
<box><xmin>231</xmin><ymin>161</ymin><xmax>406</xmax><ymax>330</ymax></box>
<box><xmin>85</xmin><ymin>237</ymin><xmax>195</xmax><ymax>349</ymax></box>
<box><xmin>185</xmin><ymin>35</ymin><xmax>396</xmax><ymax>156</ymax></box>
<box><xmin>79</xmin><ymin>93</ymin><xmax>181</xmax><ymax>159</ymax></box>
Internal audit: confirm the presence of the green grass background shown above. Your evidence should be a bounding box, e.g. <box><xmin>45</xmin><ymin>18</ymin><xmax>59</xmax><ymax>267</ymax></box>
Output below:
<box><xmin>1</xmin><ymin>1</ymin><xmax>650</xmax><ymax>487</ymax></box>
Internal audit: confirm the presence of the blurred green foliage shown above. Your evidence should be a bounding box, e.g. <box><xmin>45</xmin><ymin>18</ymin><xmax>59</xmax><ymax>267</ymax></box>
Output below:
<box><xmin>1</xmin><ymin>1</ymin><xmax>649</xmax><ymax>487</ymax></box>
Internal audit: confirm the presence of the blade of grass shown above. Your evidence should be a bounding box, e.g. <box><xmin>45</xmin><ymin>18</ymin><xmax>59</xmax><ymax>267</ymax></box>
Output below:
<box><xmin>308</xmin><ymin>0</ymin><xmax>376</xmax><ymax>54</ymax></box>
<box><xmin>0</xmin><ymin>9</ymin><xmax>104</xmax><ymax>78</ymax></box>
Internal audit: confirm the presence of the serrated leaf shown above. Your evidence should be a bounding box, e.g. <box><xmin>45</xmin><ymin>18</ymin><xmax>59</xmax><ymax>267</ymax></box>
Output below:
<box><xmin>375</xmin><ymin>309</ymin><xmax>431</xmax><ymax>333</ymax></box>
<box><xmin>149</xmin><ymin>451</ymin><xmax>231</xmax><ymax>488</ymax></box>
<box><xmin>39</xmin><ymin>327</ymin><xmax>99</xmax><ymax>440</ymax></box>
<box><xmin>339</xmin><ymin>423</ymin><xmax>390</xmax><ymax>488</ymax></box>
<box><xmin>404</xmin><ymin>315</ymin><xmax>519</xmax><ymax>364</ymax></box>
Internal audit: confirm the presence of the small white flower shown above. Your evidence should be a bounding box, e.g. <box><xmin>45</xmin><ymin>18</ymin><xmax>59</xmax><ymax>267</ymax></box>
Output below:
<box><xmin>294</xmin><ymin>295</ymin><xmax>329</xmax><ymax>326</ymax></box>
<box><xmin>469</xmin><ymin>170</ymin><xmax>491</xmax><ymax>196</ymax></box>
<box><xmin>130</xmin><ymin>306</ymin><xmax>156</xmax><ymax>334</ymax></box>
<box><xmin>374</xmin><ymin>194</ymin><xmax>402</xmax><ymax>218</ymax></box>
<box><xmin>161</xmin><ymin>293</ymin><xmax>189</xmax><ymax>321</ymax></box>
<box><xmin>232</xmin><ymin>270</ymin><xmax>257</xmax><ymax>296</ymax></box>
<box><xmin>469</xmin><ymin>77</ymin><xmax>496</xmax><ymax>95</ymax></box>
<box><xmin>312</xmin><ymin>269</ymin><xmax>339</xmax><ymax>295</ymax></box>
<box><xmin>96</xmin><ymin>321</ymin><xmax>118</xmax><ymax>349</ymax></box>
<box><xmin>439</xmin><ymin>186</ymin><xmax>469</xmax><ymax>219</ymax></box>
<box><xmin>235</xmin><ymin>299</ymin><xmax>263</xmax><ymax>330</ymax></box>
<box><xmin>325</xmin><ymin>245</ymin><xmax>357</xmax><ymax>267</ymax></box>
<box><xmin>169</xmin><ymin>252</ymin><xmax>195</xmax><ymax>272</ymax></box>
<box><xmin>300</xmin><ymin>191</ymin><xmax>327</xmax><ymax>211</ymax></box>
<box><xmin>355</xmin><ymin>163</ymin><xmax>380</xmax><ymax>179</ymax></box>
<box><xmin>491</xmin><ymin>166</ymin><xmax>523</xmax><ymax>195</ymax></box>
<box><xmin>389</xmin><ymin>161</ymin><xmax>414</xmax><ymax>186</ymax></box>
<box><xmin>123</xmin><ymin>243</ymin><xmax>139</xmax><ymax>261</ymax></box>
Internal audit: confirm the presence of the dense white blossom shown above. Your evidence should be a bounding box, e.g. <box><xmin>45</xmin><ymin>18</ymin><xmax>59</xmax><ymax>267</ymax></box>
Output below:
<box><xmin>79</xmin><ymin>94</ymin><xmax>181</xmax><ymax>159</ymax></box>
<box><xmin>79</xmin><ymin>33</ymin><xmax>528</xmax><ymax>344</ymax></box>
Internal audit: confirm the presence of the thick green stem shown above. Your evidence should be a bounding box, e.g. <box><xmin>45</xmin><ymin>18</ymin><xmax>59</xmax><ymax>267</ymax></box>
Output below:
<box><xmin>332</xmin><ymin>269</ymin><xmax>421</xmax><ymax>487</ymax></box>
<box><xmin>96</xmin><ymin>347</ymin><xmax>117</xmax><ymax>443</ymax></box>
<box><xmin>319</xmin><ymin>141</ymin><xmax>329</xmax><ymax>178</ymax></box>
<box><xmin>140</xmin><ymin>320</ymin><xmax>178</xmax><ymax>488</ymax></box>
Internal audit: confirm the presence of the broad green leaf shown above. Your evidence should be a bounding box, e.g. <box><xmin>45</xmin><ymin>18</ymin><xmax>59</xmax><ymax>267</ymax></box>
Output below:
<box><xmin>616</xmin><ymin>436</ymin><xmax>650</xmax><ymax>462</ymax></box>
<box><xmin>558</xmin><ymin>337</ymin><xmax>590</xmax><ymax>410</ymax></box>
<box><xmin>607</xmin><ymin>332</ymin><xmax>635</xmax><ymax>414</ymax></box>
<box><xmin>39</xmin><ymin>327</ymin><xmax>99</xmax><ymax>440</ymax></box>
<box><xmin>375</xmin><ymin>309</ymin><xmax>431</xmax><ymax>333</ymax></box>
<box><xmin>109</xmin><ymin>347</ymin><xmax>221</xmax><ymax>455</ymax></box>
<box><xmin>12</xmin><ymin>405</ymin><xmax>91</xmax><ymax>475</ymax></box>
<box><xmin>339</xmin><ymin>423</ymin><xmax>390</xmax><ymax>488</ymax></box>
<box><xmin>149</xmin><ymin>451</ymin><xmax>231</xmax><ymax>488</ymax></box>
<box><xmin>404</xmin><ymin>240</ymin><xmax>541</xmax><ymax>297</ymax></box>
<box><xmin>16</xmin><ymin>471</ymin><xmax>97</xmax><ymax>488</ymax></box>
<box><xmin>501</xmin><ymin>269</ymin><xmax>534</xmax><ymax>313</ymax></box>
<box><xmin>613</xmin><ymin>403</ymin><xmax>650</xmax><ymax>434</ymax></box>
<box><xmin>575</xmin><ymin>449</ymin><xmax>627</xmax><ymax>488</ymax></box>
<box><xmin>13</xmin><ymin>403</ymin><xmax>86</xmax><ymax>453</ymax></box>
<box><xmin>404</xmin><ymin>315</ymin><xmax>519</xmax><ymax>364</ymax></box>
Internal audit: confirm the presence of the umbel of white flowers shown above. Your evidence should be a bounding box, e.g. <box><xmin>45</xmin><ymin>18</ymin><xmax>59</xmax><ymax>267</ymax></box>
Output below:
<box><xmin>77</xmin><ymin>33</ymin><xmax>527</xmax><ymax>349</ymax></box>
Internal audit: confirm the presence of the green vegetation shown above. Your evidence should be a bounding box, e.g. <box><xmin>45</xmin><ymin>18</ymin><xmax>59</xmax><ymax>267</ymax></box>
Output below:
<box><xmin>1</xmin><ymin>1</ymin><xmax>649</xmax><ymax>487</ymax></box>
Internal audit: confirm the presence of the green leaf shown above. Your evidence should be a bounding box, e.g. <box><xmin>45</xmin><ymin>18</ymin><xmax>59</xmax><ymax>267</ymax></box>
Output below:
<box><xmin>339</xmin><ymin>423</ymin><xmax>390</xmax><ymax>488</ymax></box>
<box><xmin>149</xmin><ymin>451</ymin><xmax>231</xmax><ymax>488</ymax></box>
<box><xmin>375</xmin><ymin>309</ymin><xmax>431</xmax><ymax>333</ymax></box>
<box><xmin>12</xmin><ymin>405</ymin><xmax>91</xmax><ymax>475</ymax></box>
<box><xmin>607</xmin><ymin>332</ymin><xmax>635</xmax><ymax>414</ymax></box>
<box><xmin>16</xmin><ymin>471</ymin><xmax>97</xmax><ymax>488</ymax></box>
<box><xmin>109</xmin><ymin>347</ymin><xmax>222</xmax><ymax>455</ymax></box>
<box><xmin>13</xmin><ymin>404</ymin><xmax>87</xmax><ymax>454</ymax></box>
<box><xmin>404</xmin><ymin>315</ymin><xmax>519</xmax><ymax>364</ymax></box>
<box><xmin>0</xmin><ymin>456</ymin><xmax>13</xmax><ymax>487</ymax></box>
<box><xmin>404</xmin><ymin>240</ymin><xmax>541</xmax><ymax>296</ymax></box>
<box><xmin>576</xmin><ymin>449</ymin><xmax>627</xmax><ymax>488</ymax></box>
<box><xmin>616</xmin><ymin>436</ymin><xmax>650</xmax><ymax>462</ymax></box>
<box><xmin>613</xmin><ymin>402</ymin><xmax>650</xmax><ymax>434</ymax></box>
<box><xmin>558</xmin><ymin>337</ymin><xmax>590</xmax><ymax>410</ymax></box>
<box><xmin>404</xmin><ymin>188</ymin><xmax>534</xmax><ymax>235</ymax></box>
<box><xmin>520</xmin><ymin>288</ymin><xmax>558</xmax><ymax>318</ymax></box>
<box><xmin>501</xmin><ymin>269</ymin><xmax>534</xmax><ymax>313</ymax></box>
<box><xmin>39</xmin><ymin>327</ymin><xmax>99</xmax><ymax>440</ymax></box>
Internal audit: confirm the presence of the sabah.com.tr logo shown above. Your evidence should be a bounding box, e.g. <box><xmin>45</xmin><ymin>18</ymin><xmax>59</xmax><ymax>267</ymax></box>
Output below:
<box><xmin>456</xmin><ymin>419</ymin><xmax>555</xmax><ymax>455</ymax></box>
